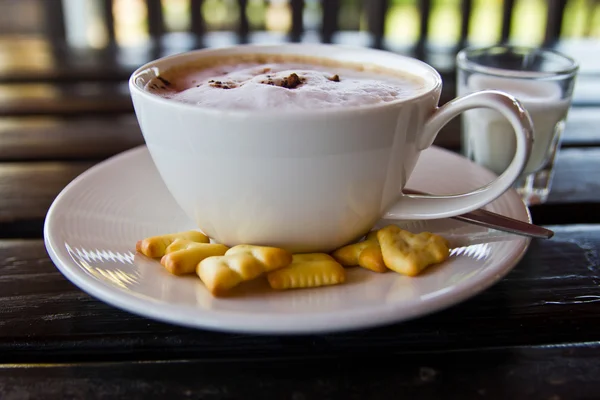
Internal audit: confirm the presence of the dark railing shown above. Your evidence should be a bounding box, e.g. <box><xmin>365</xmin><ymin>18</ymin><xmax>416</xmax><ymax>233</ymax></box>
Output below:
<box><xmin>38</xmin><ymin>0</ymin><xmax>595</xmax><ymax>51</ymax></box>
<box><xmin>0</xmin><ymin>0</ymin><xmax>592</xmax><ymax>91</ymax></box>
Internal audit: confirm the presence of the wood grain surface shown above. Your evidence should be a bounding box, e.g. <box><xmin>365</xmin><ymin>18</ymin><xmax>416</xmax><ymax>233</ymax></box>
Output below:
<box><xmin>1</xmin><ymin>343</ymin><xmax>599</xmax><ymax>400</ymax></box>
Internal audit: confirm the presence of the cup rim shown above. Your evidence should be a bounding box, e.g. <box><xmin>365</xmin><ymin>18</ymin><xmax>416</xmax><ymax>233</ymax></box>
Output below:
<box><xmin>128</xmin><ymin>43</ymin><xmax>443</xmax><ymax>118</ymax></box>
<box><xmin>456</xmin><ymin>44</ymin><xmax>579</xmax><ymax>80</ymax></box>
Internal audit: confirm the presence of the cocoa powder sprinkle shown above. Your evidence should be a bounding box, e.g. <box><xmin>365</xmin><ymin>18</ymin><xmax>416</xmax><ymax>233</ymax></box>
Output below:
<box><xmin>209</xmin><ymin>80</ymin><xmax>239</xmax><ymax>89</ymax></box>
<box><xmin>280</xmin><ymin>73</ymin><xmax>303</xmax><ymax>89</ymax></box>
<box><xmin>157</xmin><ymin>76</ymin><xmax>171</xmax><ymax>86</ymax></box>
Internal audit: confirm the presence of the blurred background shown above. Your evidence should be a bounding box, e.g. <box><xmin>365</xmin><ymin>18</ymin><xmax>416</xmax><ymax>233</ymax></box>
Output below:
<box><xmin>1</xmin><ymin>0</ymin><xmax>599</xmax><ymax>73</ymax></box>
<box><xmin>2</xmin><ymin>0</ymin><xmax>600</xmax><ymax>47</ymax></box>
<box><xmin>0</xmin><ymin>0</ymin><xmax>598</xmax><ymax>124</ymax></box>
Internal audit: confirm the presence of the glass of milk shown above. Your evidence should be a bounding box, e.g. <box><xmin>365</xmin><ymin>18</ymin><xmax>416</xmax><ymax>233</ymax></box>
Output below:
<box><xmin>457</xmin><ymin>45</ymin><xmax>578</xmax><ymax>206</ymax></box>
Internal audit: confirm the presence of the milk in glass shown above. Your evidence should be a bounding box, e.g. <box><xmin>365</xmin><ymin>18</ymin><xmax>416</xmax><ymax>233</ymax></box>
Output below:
<box><xmin>461</xmin><ymin>75</ymin><xmax>571</xmax><ymax>176</ymax></box>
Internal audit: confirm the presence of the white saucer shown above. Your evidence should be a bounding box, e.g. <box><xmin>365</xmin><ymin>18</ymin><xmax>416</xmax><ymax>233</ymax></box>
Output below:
<box><xmin>44</xmin><ymin>145</ymin><xmax>531</xmax><ymax>334</ymax></box>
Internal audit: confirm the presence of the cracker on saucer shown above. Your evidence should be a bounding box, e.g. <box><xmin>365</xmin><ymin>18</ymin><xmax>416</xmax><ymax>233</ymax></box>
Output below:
<box><xmin>136</xmin><ymin>230</ymin><xmax>209</xmax><ymax>258</ymax></box>
<box><xmin>197</xmin><ymin>244</ymin><xmax>292</xmax><ymax>296</ymax></box>
<box><xmin>267</xmin><ymin>253</ymin><xmax>346</xmax><ymax>290</ymax></box>
<box><xmin>160</xmin><ymin>239</ymin><xmax>229</xmax><ymax>275</ymax></box>
<box><xmin>331</xmin><ymin>231</ymin><xmax>387</xmax><ymax>273</ymax></box>
<box><xmin>377</xmin><ymin>225</ymin><xmax>450</xmax><ymax>276</ymax></box>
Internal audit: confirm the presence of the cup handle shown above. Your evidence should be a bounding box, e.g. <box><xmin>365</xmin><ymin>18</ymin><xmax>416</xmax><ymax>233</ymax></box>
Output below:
<box><xmin>383</xmin><ymin>90</ymin><xmax>534</xmax><ymax>220</ymax></box>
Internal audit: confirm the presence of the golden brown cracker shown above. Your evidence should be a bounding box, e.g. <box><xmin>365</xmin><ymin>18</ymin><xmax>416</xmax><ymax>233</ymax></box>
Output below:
<box><xmin>267</xmin><ymin>253</ymin><xmax>346</xmax><ymax>290</ymax></box>
<box><xmin>224</xmin><ymin>244</ymin><xmax>293</xmax><ymax>273</ymax></box>
<box><xmin>136</xmin><ymin>230</ymin><xmax>209</xmax><ymax>258</ymax></box>
<box><xmin>197</xmin><ymin>245</ymin><xmax>292</xmax><ymax>296</ymax></box>
<box><xmin>160</xmin><ymin>239</ymin><xmax>229</xmax><ymax>275</ymax></box>
<box><xmin>377</xmin><ymin>225</ymin><xmax>449</xmax><ymax>276</ymax></box>
<box><xmin>331</xmin><ymin>230</ymin><xmax>387</xmax><ymax>273</ymax></box>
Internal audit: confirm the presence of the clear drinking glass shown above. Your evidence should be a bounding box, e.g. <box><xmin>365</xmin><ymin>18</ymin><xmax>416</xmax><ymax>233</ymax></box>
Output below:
<box><xmin>456</xmin><ymin>45</ymin><xmax>579</xmax><ymax>206</ymax></box>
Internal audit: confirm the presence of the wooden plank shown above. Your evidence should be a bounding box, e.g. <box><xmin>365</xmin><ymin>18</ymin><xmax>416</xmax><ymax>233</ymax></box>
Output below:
<box><xmin>0</xmin><ymin>83</ymin><xmax>132</xmax><ymax>117</ymax></box>
<box><xmin>0</xmin><ymin>162</ymin><xmax>94</xmax><ymax>224</ymax></box>
<box><xmin>561</xmin><ymin>108</ymin><xmax>600</xmax><ymax>146</ymax></box>
<box><xmin>0</xmin><ymin>64</ymin><xmax>132</xmax><ymax>85</ymax></box>
<box><xmin>0</xmin><ymin>116</ymin><xmax>144</xmax><ymax>161</ymax></box>
<box><xmin>0</xmin><ymin>343</ymin><xmax>599</xmax><ymax>398</ymax></box>
<box><xmin>546</xmin><ymin>148</ymin><xmax>600</xmax><ymax>204</ymax></box>
<box><xmin>0</xmin><ymin>224</ymin><xmax>599</xmax><ymax>362</ymax></box>
<box><xmin>529</xmin><ymin>148</ymin><xmax>600</xmax><ymax>224</ymax></box>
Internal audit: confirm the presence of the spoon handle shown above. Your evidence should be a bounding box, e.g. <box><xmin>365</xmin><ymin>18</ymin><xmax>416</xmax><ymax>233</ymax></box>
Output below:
<box><xmin>404</xmin><ymin>188</ymin><xmax>554</xmax><ymax>239</ymax></box>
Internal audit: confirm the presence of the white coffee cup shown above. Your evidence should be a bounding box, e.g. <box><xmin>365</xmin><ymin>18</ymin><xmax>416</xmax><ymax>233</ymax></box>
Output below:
<box><xmin>129</xmin><ymin>44</ymin><xmax>533</xmax><ymax>253</ymax></box>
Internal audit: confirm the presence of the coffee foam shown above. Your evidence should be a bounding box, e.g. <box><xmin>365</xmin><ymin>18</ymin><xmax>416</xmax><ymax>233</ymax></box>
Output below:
<box><xmin>145</xmin><ymin>54</ymin><xmax>428</xmax><ymax>111</ymax></box>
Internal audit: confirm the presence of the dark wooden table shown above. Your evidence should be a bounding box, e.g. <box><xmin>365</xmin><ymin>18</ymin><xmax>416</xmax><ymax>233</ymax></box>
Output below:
<box><xmin>1</xmin><ymin>36</ymin><xmax>599</xmax><ymax>400</ymax></box>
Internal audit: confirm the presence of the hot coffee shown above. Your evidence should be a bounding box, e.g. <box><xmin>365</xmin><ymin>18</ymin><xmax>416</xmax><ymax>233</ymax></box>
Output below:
<box><xmin>145</xmin><ymin>54</ymin><xmax>428</xmax><ymax>111</ymax></box>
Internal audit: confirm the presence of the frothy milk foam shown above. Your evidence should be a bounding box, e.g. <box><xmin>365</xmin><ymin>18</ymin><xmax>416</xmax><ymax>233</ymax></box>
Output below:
<box><xmin>145</xmin><ymin>54</ymin><xmax>428</xmax><ymax>111</ymax></box>
<box><xmin>462</xmin><ymin>75</ymin><xmax>570</xmax><ymax>175</ymax></box>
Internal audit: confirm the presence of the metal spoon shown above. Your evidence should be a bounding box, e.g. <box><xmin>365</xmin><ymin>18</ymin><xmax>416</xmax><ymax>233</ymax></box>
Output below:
<box><xmin>403</xmin><ymin>188</ymin><xmax>554</xmax><ymax>239</ymax></box>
